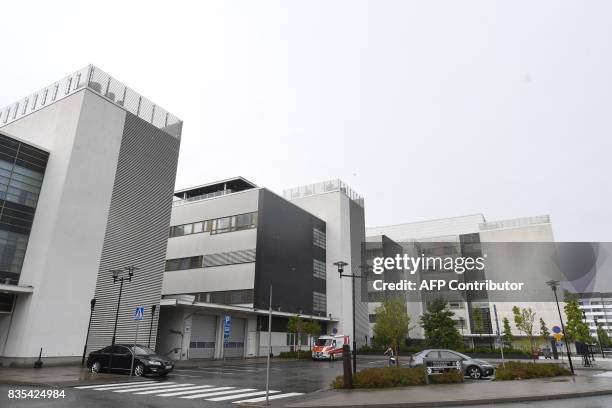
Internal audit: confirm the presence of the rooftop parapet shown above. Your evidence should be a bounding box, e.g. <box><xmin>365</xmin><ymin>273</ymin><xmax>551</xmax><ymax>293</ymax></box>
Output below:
<box><xmin>283</xmin><ymin>179</ymin><xmax>364</xmax><ymax>208</ymax></box>
<box><xmin>0</xmin><ymin>65</ymin><xmax>182</xmax><ymax>138</ymax></box>
<box><xmin>479</xmin><ymin>215</ymin><xmax>551</xmax><ymax>231</ymax></box>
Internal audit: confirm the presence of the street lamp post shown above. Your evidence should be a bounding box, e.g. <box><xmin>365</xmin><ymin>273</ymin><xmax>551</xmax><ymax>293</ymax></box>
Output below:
<box><xmin>109</xmin><ymin>267</ymin><xmax>136</xmax><ymax>372</ymax></box>
<box><xmin>334</xmin><ymin>261</ymin><xmax>364</xmax><ymax>374</ymax></box>
<box><xmin>81</xmin><ymin>298</ymin><xmax>96</xmax><ymax>366</ymax></box>
<box><xmin>594</xmin><ymin>316</ymin><xmax>604</xmax><ymax>359</ymax></box>
<box><xmin>546</xmin><ymin>280</ymin><xmax>574</xmax><ymax>375</ymax></box>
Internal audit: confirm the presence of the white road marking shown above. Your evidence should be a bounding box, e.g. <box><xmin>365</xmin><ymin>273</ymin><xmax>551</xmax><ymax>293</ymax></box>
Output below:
<box><xmin>234</xmin><ymin>392</ymin><xmax>304</xmax><ymax>403</ymax></box>
<box><xmin>160</xmin><ymin>386</ymin><xmax>234</xmax><ymax>397</ymax></box>
<box><xmin>134</xmin><ymin>384</ymin><xmax>211</xmax><ymax>395</ymax></box>
<box><xmin>207</xmin><ymin>390</ymin><xmax>280</xmax><ymax>402</ymax></box>
<box><xmin>595</xmin><ymin>371</ymin><xmax>612</xmax><ymax>377</ymax></box>
<box><xmin>74</xmin><ymin>381</ymin><xmax>156</xmax><ymax>389</ymax></box>
<box><xmin>181</xmin><ymin>388</ymin><xmax>256</xmax><ymax>399</ymax></box>
<box><xmin>112</xmin><ymin>382</ymin><xmax>186</xmax><ymax>393</ymax></box>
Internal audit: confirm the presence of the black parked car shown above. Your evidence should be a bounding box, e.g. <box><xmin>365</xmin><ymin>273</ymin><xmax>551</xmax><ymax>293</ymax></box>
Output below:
<box><xmin>86</xmin><ymin>344</ymin><xmax>174</xmax><ymax>377</ymax></box>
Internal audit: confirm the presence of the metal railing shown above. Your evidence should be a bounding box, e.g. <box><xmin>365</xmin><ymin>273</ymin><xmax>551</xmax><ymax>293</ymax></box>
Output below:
<box><xmin>172</xmin><ymin>189</ymin><xmax>234</xmax><ymax>206</ymax></box>
<box><xmin>0</xmin><ymin>65</ymin><xmax>182</xmax><ymax>138</ymax></box>
<box><xmin>479</xmin><ymin>215</ymin><xmax>550</xmax><ymax>231</ymax></box>
<box><xmin>283</xmin><ymin>179</ymin><xmax>364</xmax><ymax>207</ymax></box>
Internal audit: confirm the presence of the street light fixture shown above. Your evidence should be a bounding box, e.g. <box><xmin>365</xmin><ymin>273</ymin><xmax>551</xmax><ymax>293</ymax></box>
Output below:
<box><xmin>109</xmin><ymin>266</ymin><xmax>137</xmax><ymax>372</ymax></box>
<box><xmin>81</xmin><ymin>298</ymin><xmax>96</xmax><ymax>366</ymax></box>
<box><xmin>334</xmin><ymin>260</ymin><xmax>365</xmax><ymax>374</ymax></box>
<box><xmin>546</xmin><ymin>280</ymin><xmax>574</xmax><ymax>375</ymax></box>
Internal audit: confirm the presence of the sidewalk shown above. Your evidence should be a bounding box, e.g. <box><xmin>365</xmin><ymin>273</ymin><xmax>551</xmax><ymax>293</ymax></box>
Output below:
<box><xmin>289</xmin><ymin>376</ymin><xmax>612</xmax><ymax>408</ymax></box>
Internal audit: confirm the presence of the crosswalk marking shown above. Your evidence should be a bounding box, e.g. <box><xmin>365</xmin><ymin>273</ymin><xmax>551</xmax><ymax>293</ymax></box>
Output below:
<box><xmin>157</xmin><ymin>386</ymin><xmax>228</xmax><ymax>397</ymax></box>
<box><xmin>95</xmin><ymin>382</ymin><xmax>175</xmax><ymax>391</ymax></box>
<box><xmin>135</xmin><ymin>384</ymin><xmax>213</xmax><ymax>395</ymax></box>
<box><xmin>181</xmin><ymin>388</ymin><xmax>254</xmax><ymax>399</ymax></box>
<box><xmin>75</xmin><ymin>381</ymin><xmax>156</xmax><ymax>389</ymax></box>
<box><xmin>234</xmin><ymin>392</ymin><xmax>304</xmax><ymax>404</ymax></box>
<box><xmin>74</xmin><ymin>380</ymin><xmax>304</xmax><ymax>404</ymax></box>
<box><xmin>207</xmin><ymin>390</ymin><xmax>280</xmax><ymax>402</ymax></box>
<box><xmin>112</xmin><ymin>382</ymin><xmax>184</xmax><ymax>393</ymax></box>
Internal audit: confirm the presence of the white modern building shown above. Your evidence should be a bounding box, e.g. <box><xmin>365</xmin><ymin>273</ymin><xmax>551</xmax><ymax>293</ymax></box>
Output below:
<box><xmin>0</xmin><ymin>65</ymin><xmax>182</xmax><ymax>365</ymax></box>
<box><xmin>283</xmin><ymin>180</ymin><xmax>369</xmax><ymax>350</ymax></box>
<box><xmin>157</xmin><ymin>177</ymin><xmax>334</xmax><ymax>360</ymax></box>
<box><xmin>367</xmin><ymin>214</ymin><xmax>562</xmax><ymax>343</ymax></box>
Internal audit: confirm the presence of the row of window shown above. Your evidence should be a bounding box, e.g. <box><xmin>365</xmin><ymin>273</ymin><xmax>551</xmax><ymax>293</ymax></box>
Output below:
<box><xmin>187</xmin><ymin>289</ymin><xmax>255</xmax><ymax>305</ymax></box>
<box><xmin>313</xmin><ymin>259</ymin><xmax>326</xmax><ymax>279</ymax></box>
<box><xmin>313</xmin><ymin>228</ymin><xmax>326</xmax><ymax>249</ymax></box>
<box><xmin>0</xmin><ymin>229</ymin><xmax>29</xmax><ymax>274</ymax></box>
<box><xmin>165</xmin><ymin>249</ymin><xmax>257</xmax><ymax>272</ymax></box>
<box><xmin>169</xmin><ymin>212</ymin><xmax>258</xmax><ymax>238</ymax></box>
<box><xmin>313</xmin><ymin>291</ymin><xmax>326</xmax><ymax>313</ymax></box>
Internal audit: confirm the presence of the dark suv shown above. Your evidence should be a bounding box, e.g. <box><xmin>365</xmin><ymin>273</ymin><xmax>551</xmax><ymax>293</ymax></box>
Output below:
<box><xmin>86</xmin><ymin>344</ymin><xmax>174</xmax><ymax>377</ymax></box>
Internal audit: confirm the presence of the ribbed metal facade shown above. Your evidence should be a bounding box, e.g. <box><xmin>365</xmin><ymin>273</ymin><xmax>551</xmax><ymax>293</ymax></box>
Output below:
<box><xmin>89</xmin><ymin>113</ymin><xmax>180</xmax><ymax>351</ymax></box>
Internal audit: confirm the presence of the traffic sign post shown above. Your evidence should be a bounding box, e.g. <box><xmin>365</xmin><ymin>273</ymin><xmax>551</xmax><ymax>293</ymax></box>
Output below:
<box><xmin>222</xmin><ymin>315</ymin><xmax>231</xmax><ymax>361</ymax></box>
<box><xmin>131</xmin><ymin>307</ymin><xmax>145</xmax><ymax>376</ymax></box>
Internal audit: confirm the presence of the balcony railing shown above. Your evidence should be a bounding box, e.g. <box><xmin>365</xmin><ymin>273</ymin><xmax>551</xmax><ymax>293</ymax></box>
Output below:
<box><xmin>0</xmin><ymin>65</ymin><xmax>182</xmax><ymax>138</ymax></box>
<box><xmin>283</xmin><ymin>179</ymin><xmax>364</xmax><ymax>208</ymax></box>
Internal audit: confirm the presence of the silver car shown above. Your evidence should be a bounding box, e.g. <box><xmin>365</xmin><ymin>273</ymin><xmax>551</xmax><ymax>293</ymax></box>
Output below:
<box><xmin>408</xmin><ymin>349</ymin><xmax>495</xmax><ymax>379</ymax></box>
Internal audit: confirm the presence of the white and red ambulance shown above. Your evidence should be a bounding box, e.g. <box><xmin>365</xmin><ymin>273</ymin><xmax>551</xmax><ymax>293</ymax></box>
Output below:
<box><xmin>312</xmin><ymin>335</ymin><xmax>349</xmax><ymax>361</ymax></box>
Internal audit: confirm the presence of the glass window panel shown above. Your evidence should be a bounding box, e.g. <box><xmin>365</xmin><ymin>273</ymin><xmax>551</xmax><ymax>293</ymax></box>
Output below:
<box><xmin>193</xmin><ymin>222</ymin><xmax>203</xmax><ymax>233</ymax></box>
<box><xmin>183</xmin><ymin>223</ymin><xmax>193</xmax><ymax>235</ymax></box>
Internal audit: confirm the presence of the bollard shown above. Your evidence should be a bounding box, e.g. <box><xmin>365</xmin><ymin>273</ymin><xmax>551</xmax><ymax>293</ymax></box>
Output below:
<box><xmin>342</xmin><ymin>344</ymin><xmax>353</xmax><ymax>389</ymax></box>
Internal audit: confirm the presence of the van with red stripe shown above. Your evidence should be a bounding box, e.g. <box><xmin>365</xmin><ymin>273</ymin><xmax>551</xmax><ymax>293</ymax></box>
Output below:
<box><xmin>312</xmin><ymin>335</ymin><xmax>349</xmax><ymax>361</ymax></box>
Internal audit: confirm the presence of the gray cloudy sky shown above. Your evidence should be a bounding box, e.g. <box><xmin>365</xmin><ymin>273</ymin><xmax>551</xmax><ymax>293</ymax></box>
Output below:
<box><xmin>1</xmin><ymin>1</ymin><xmax>610</xmax><ymax>241</ymax></box>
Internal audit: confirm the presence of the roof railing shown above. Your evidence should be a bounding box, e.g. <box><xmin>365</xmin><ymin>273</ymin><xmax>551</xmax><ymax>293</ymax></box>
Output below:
<box><xmin>0</xmin><ymin>65</ymin><xmax>182</xmax><ymax>138</ymax></box>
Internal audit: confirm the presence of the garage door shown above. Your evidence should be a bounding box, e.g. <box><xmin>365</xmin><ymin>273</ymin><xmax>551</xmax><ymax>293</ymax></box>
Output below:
<box><xmin>189</xmin><ymin>314</ymin><xmax>217</xmax><ymax>359</ymax></box>
<box><xmin>223</xmin><ymin>317</ymin><xmax>245</xmax><ymax>358</ymax></box>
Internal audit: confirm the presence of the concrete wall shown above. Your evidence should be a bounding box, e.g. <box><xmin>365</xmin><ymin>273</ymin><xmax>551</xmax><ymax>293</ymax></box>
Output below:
<box><xmin>0</xmin><ymin>90</ymin><xmax>126</xmax><ymax>359</ymax></box>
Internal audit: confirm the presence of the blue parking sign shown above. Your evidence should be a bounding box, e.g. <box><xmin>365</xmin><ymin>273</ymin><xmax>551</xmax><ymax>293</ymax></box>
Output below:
<box><xmin>223</xmin><ymin>315</ymin><xmax>231</xmax><ymax>345</ymax></box>
<box><xmin>134</xmin><ymin>306</ymin><xmax>145</xmax><ymax>321</ymax></box>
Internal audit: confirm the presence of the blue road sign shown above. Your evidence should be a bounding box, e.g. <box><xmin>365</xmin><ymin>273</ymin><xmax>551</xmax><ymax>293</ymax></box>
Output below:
<box><xmin>552</xmin><ymin>325</ymin><xmax>561</xmax><ymax>334</ymax></box>
<box><xmin>223</xmin><ymin>315</ymin><xmax>231</xmax><ymax>345</ymax></box>
<box><xmin>134</xmin><ymin>306</ymin><xmax>145</xmax><ymax>321</ymax></box>
<box><xmin>332</xmin><ymin>327</ymin><xmax>338</xmax><ymax>335</ymax></box>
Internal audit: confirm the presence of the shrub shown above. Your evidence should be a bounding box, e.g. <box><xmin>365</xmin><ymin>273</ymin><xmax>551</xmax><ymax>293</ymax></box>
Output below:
<box><xmin>278</xmin><ymin>351</ymin><xmax>312</xmax><ymax>360</ymax></box>
<box><xmin>331</xmin><ymin>367</ymin><xmax>463</xmax><ymax>389</ymax></box>
<box><xmin>494</xmin><ymin>361</ymin><xmax>571</xmax><ymax>380</ymax></box>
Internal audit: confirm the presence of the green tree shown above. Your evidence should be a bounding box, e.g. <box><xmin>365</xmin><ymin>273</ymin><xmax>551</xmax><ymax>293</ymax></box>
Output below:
<box><xmin>597</xmin><ymin>324</ymin><xmax>611</xmax><ymax>347</ymax></box>
<box><xmin>502</xmin><ymin>317</ymin><xmax>513</xmax><ymax>349</ymax></box>
<box><xmin>420</xmin><ymin>299</ymin><xmax>462</xmax><ymax>350</ymax></box>
<box><xmin>471</xmin><ymin>307</ymin><xmax>484</xmax><ymax>334</ymax></box>
<box><xmin>512</xmin><ymin>306</ymin><xmax>537</xmax><ymax>361</ymax></box>
<box><xmin>303</xmin><ymin>319</ymin><xmax>322</xmax><ymax>350</ymax></box>
<box><xmin>373</xmin><ymin>298</ymin><xmax>410</xmax><ymax>366</ymax></box>
<box><xmin>287</xmin><ymin>316</ymin><xmax>305</xmax><ymax>356</ymax></box>
<box><xmin>563</xmin><ymin>293</ymin><xmax>591</xmax><ymax>344</ymax></box>
<box><xmin>539</xmin><ymin>318</ymin><xmax>550</xmax><ymax>347</ymax></box>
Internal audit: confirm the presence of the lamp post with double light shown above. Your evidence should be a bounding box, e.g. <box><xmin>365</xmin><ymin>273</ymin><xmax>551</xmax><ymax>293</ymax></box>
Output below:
<box><xmin>334</xmin><ymin>260</ymin><xmax>365</xmax><ymax>374</ymax></box>
<box><xmin>109</xmin><ymin>266</ymin><xmax>136</xmax><ymax>372</ymax></box>
<box><xmin>546</xmin><ymin>280</ymin><xmax>574</xmax><ymax>375</ymax></box>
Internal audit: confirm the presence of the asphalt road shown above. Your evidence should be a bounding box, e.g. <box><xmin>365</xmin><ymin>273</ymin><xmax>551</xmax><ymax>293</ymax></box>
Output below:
<box><xmin>0</xmin><ymin>358</ymin><xmax>345</xmax><ymax>408</ymax></box>
<box><xmin>0</xmin><ymin>356</ymin><xmax>600</xmax><ymax>408</ymax></box>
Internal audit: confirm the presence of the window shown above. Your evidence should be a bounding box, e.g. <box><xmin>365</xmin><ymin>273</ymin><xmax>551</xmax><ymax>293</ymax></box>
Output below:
<box><xmin>369</xmin><ymin>314</ymin><xmax>377</xmax><ymax>323</ymax></box>
<box><xmin>313</xmin><ymin>291</ymin><xmax>326</xmax><ymax>313</ymax></box>
<box><xmin>169</xmin><ymin>212</ymin><xmax>258</xmax><ymax>238</ymax></box>
<box><xmin>313</xmin><ymin>228</ymin><xmax>326</xmax><ymax>249</ymax></box>
<box><xmin>165</xmin><ymin>256</ymin><xmax>203</xmax><ymax>271</ymax></box>
<box><xmin>439</xmin><ymin>351</ymin><xmax>461</xmax><ymax>360</ymax></box>
<box><xmin>206</xmin><ymin>289</ymin><xmax>254</xmax><ymax>305</ymax></box>
<box><xmin>313</xmin><ymin>259</ymin><xmax>326</xmax><ymax>279</ymax></box>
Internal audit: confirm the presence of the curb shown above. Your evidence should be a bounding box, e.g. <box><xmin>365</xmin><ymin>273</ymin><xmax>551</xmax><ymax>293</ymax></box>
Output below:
<box><xmin>289</xmin><ymin>387</ymin><xmax>612</xmax><ymax>408</ymax></box>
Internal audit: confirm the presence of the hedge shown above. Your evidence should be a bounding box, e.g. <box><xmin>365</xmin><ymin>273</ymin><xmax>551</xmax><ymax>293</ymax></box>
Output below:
<box><xmin>494</xmin><ymin>361</ymin><xmax>571</xmax><ymax>380</ymax></box>
<box><xmin>278</xmin><ymin>351</ymin><xmax>313</xmax><ymax>360</ymax></box>
<box><xmin>331</xmin><ymin>367</ymin><xmax>463</xmax><ymax>389</ymax></box>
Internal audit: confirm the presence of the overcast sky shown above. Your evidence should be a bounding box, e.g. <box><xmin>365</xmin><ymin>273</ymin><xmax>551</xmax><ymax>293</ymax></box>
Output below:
<box><xmin>1</xmin><ymin>1</ymin><xmax>610</xmax><ymax>241</ymax></box>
